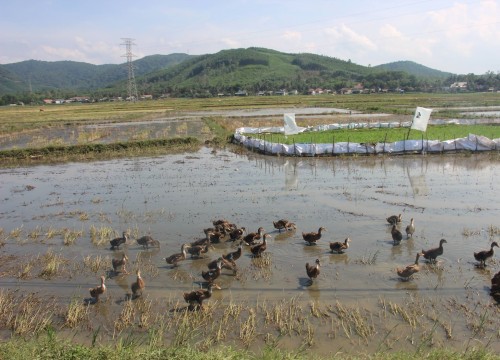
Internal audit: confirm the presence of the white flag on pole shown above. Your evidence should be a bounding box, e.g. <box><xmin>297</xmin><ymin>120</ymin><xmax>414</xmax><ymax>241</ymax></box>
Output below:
<box><xmin>284</xmin><ymin>113</ymin><xmax>299</xmax><ymax>135</ymax></box>
<box><xmin>411</xmin><ymin>106</ymin><xmax>432</xmax><ymax>132</ymax></box>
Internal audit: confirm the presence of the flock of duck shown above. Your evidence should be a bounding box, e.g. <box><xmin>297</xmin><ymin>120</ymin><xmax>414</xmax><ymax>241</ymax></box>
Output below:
<box><xmin>88</xmin><ymin>215</ymin><xmax>500</xmax><ymax>309</ymax></box>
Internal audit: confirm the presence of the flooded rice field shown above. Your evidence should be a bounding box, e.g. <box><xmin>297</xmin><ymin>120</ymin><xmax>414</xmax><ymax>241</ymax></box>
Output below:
<box><xmin>0</xmin><ymin>147</ymin><xmax>499</xmax><ymax>354</ymax></box>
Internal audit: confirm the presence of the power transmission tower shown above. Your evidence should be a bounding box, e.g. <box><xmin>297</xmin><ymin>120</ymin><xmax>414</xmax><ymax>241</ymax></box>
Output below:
<box><xmin>121</xmin><ymin>38</ymin><xmax>139</xmax><ymax>101</ymax></box>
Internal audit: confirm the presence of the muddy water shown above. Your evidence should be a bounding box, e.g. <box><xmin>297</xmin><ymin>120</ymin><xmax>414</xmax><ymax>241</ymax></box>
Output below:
<box><xmin>1</xmin><ymin>147</ymin><xmax>499</xmax><ymax>352</ymax></box>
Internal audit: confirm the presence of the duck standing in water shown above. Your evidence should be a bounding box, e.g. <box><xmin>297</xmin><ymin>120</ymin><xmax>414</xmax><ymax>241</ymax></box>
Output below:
<box><xmin>474</xmin><ymin>242</ymin><xmax>499</xmax><ymax>268</ymax></box>
<box><xmin>422</xmin><ymin>239</ymin><xmax>447</xmax><ymax>263</ymax></box>
<box><xmin>330</xmin><ymin>238</ymin><xmax>351</xmax><ymax>254</ymax></box>
<box><xmin>386</xmin><ymin>214</ymin><xmax>402</xmax><ymax>225</ymax></box>
<box><xmin>136</xmin><ymin>235</ymin><xmax>160</xmax><ymax>249</ymax></box>
<box><xmin>164</xmin><ymin>244</ymin><xmax>191</xmax><ymax>267</ymax></box>
<box><xmin>302</xmin><ymin>227</ymin><xmax>326</xmax><ymax>245</ymax></box>
<box><xmin>305</xmin><ymin>259</ymin><xmax>321</xmax><ymax>284</ymax></box>
<box><xmin>131</xmin><ymin>270</ymin><xmax>145</xmax><ymax>299</ymax></box>
<box><xmin>110</xmin><ymin>231</ymin><xmax>128</xmax><ymax>250</ymax></box>
<box><xmin>89</xmin><ymin>275</ymin><xmax>106</xmax><ymax>302</ymax></box>
<box><xmin>396</xmin><ymin>253</ymin><xmax>422</xmax><ymax>281</ymax></box>
<box><xmin>250</xmin><ymin>234</ymin><xmax>271</xmax><ymax>257</ymax></box>
<box><xmin>112</xmin><ymin>254</ymin><xmax>129</xmax><ymax>274</ymax></box>
<box><xmin>405</xmin><ymin>218</ymin><xmax>415</xmax><ymax>239</ymax></box>
<box><xmin>183</xmin><ymin>283</ymin><xmax>220</xmax><ymax>311</ymax></box>
<box><xmin>391</xmin><ymin>225</ymin><xmax>403</xmax><ymax>246</ymax></box>
<box><xmin>243</xmin><ymin>227</ymin><xmax>265</xmax><ymax>245</ymax></box>
<box><xmin>273</xmin><ymin>219</ymin><xmax>296</xmax><ymax>232</ymax></box>
<box><xmin>202</xmin><ymin>258</ymin><xmax>222</xmax><ymax>285</ymax></box>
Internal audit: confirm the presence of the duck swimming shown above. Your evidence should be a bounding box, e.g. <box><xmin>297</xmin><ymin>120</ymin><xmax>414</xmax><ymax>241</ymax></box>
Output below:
<box><xmin>396</xmin><ymin>253</ymin><xmax>422</xmax><ymax>281</ymax></box>
<box><xmin>136</xmin><ymin>235</ymin><xmax>160</xmax><ymax>249</ymax></box>
<box><xmin>391</xmin><ymin>225</ymin><xmax>403</xmax><ymax>246</ymax></box>
<box><xmin>387</xmin><ymin>214</ymin><xmax>402</xmax><ymax>225</ymax></box>
<box><xmin>110</xmin><ymin>231</ymin><xmax>128</xmax><ymax>250</ymax></box>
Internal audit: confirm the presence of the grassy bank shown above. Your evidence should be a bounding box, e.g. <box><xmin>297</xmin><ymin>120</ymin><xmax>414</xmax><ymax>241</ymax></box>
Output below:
<box><xmin>0</xmin><ymin>333</ymin><xmax>498</xmax><ymax>360</ymax></box>
<box><xmin>0</xmin><ymin>137</ymin><xmax>202</xmax><ymax>166</ymax></box>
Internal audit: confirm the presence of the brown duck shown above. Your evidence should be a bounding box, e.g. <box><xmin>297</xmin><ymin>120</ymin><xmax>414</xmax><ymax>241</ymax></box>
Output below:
<box><xmin>164</xmin><ymin>243</ymin><xmax>191</xmax><ymax>267</ymax></box>
<box><xmin>229</xmin><ymin>227</ymin><xmax>246</xmax><ymax>242</ymax></box>
<box><xmin>422</xmin><ymin>239</ymin><xmax>447</xmax><ymax>263</ymax></box>
<box><xmin>391</xmin><ymin>225</ymin><xmax>403</xmax><ymax>245</ymax></box>
<box><xmin>330</xmin><ymin>238</ymin><xmax>351</xmax><ymax>254</ymax></box>
<box><xmin>302</xmin><ymin>227</ymin><xmax>326</xmax><ymax>245</ymax></box>
<box><xmin>250</xmin><ymin>234</ymin><xmax>271</xmax><ymax>257</ymax></box>
<box><xmin>208</xmin><ymin>256</ymin><xmax>236</xmax><ymax>274</ymax></box>
<box><xmin>110</xmin><ymin>231</ymin><xmax>128</xmax><ymax>250</ymax></box>
<box><xmin>243</xmin><ymin>227</ymin><xmax>265</xmax><ymax>245</ymax></box>
<box><xmin>89</xmin><ymin>275</ymin><xmax>106</xmax><ymax>302</ymax></box>
<box><xmin>131</xmin><ymin>269</ymin><xmax>145</xmax><ymax>299</ymax></box>
<box><xmin>202</xmin><ymin>258</ymin><xmax>222</xmax><ymax>284</ymax></box>
<box><xmin>136</xmin><ymin>235</ymin><xmax>160</xmax><ymax>249</ymax></box>
<box><xmin>183</xmin><ymin>283</ymin><xmax>221</xmax><ymax>311</ymax></box>
<box><xmin>387</xmin><ymin>214</ymin><xmax>402</xmax><ymax>225</ymax></box>
<box><xmin>305</xmin><ymin>259</ymin><xmax>321</xmax><ymax>284</ymax></box>
<box><xmin>112</xmin><ymin>254</ymin><xmax>129</xmax><ymax>274</ymax></box>
<box><xmin>474</xmin><ymin>241</ymin><xmax>499</xmax><ymax>267</ymax></box>
<box><xmin>273</xmin><ymin>219</ymin><xmax>296</xmax><ymax>232</ymax></box>
<box><xmin>396</xmin><ymin>253</ymin><xmax>422</xmax><ymax>281</ymax></box>
<box><xmin>223</xmin><ymin>242</ymin><xmax>243</xmax><ymax>264</ymax></box>
<box><xmin>405</xmin><ymin>218</ymin><xmax>415</xmax><ymax>239</ymax></box>
<box><xmin>187</xmin><ymin>243</ymin><xmax>211</xmax><ymax>258</ymax></box>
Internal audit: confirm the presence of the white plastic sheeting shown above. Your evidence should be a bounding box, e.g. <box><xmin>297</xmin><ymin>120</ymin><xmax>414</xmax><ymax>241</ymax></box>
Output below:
<box><xmin>233</xmin><ymin>131</ymin><xmax>499</xmax><ymax>156</ymax></box>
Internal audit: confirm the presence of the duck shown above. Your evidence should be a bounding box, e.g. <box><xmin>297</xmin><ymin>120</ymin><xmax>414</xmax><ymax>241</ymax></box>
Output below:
<box><xmin>202</xmin><ymin>258</ymin><xmax>222</xmax><ymax>284</ymax></box>
<box><xmin>273</xmin><ymin>219</ymin><xmax>296</xmax><ymax>232</ymax></box>
<box><xmin>223</xmin><ymin>241</ymin><xmax>243</xmax><ymax>264</ymax></box>
<box><xmin>330</xmin><ymin>238</ymin><xmax>351</xmax><ymax>254</ymax></box>
<box><xmin>208</xmin><ymin>256</ymin><xmax>236</xmax><ymax>274</ymax></box>
<box><xmin>305</xmin><ymin>259</ymin><xmax>321</xmax><ymax>284</ymax></box>
<box><xmin>302</xmin><ymin>227</ymin><xmax>326</xmax><ymax>245</ymax></box>
<box><xmin>405</xmin><ymin>218</ymin><xmax>415</xmax><ymax>239</ymax></box>
<box><xmin>112</xmin><ymin>254</ymin><xmax>129</xmax><ymax>274</ymax></box>
<box><xmin>110</xmin><ymin>231</ymin><xmax>128</xmax><ymax>250</ymax></box>
<box><xmin>89</xmin><ymin>275</ymin><xmax>106</xmax><ymax>302</ymax></box>
<box><xmin>183</xmin><ymin>283</ymin><xmax>221</xmax><ymax>311</ymax></box>
<box><xmin>136</xmin><ymin>235</ymin><xmax>160</xmax><ymax>249</ymax></box>
<box><xmin>491</xmin><ymin>271</ymin><xmax>500</xmax><ymax>301</ymax></box>
<box><xmin>250</xmin><ymin>234</ymin><xmax>271</xmax><ymax>257</ymax></box>
<box><xmin>229</xmin><ymin>227</ymin><xmax>246</xmax><ymax>242</ymax></box>
<box><xmin>131</xmin><ymin>270</ymin><xmax>145</xmax><ymax>299</ymax></box>
<box><xmin>206</xmin><ymin>231</ymin><xmax>225</xmax><ymax>243</ymax></box>
<box><xmin>396</xmin><ymin>252</ymin><xmax>422</xmax><ymax>281</ymax></box>
<box><xmin>387</xmin><ymin>214</ymin><xmax>402</xmax><ymax>225</ymax></box>
<box><xmin>474</xmin><ymin>241</ymin><xmax>499</xmax><ymax>267</ymax></box>
<box><xmin>187</xmin><ymin>243</ymin><xmax>211</xmax><ymax>259</ymax></box>
<box><xmin>391</xmin><ymin>225</ymin><xmax>403</xmax><ymax>245</ymax></box>
<box><xmin>422</xmin><ymin>239</ymin><xmax>447</xmax><ymax>263</ymax></box>
<box><xmin>243</xmin><ymin>227</ymin><xmax>265</xmax><ymax>246</ymax></box>
<box><xmin>191</xmin><ymin>234</ymin><xmax>212</xmax><ymax>247</ymax></box>
<box><xmin>164</xmin><ymin>244</ymin><xmax>191</xmax><ymax>267</ymax></box>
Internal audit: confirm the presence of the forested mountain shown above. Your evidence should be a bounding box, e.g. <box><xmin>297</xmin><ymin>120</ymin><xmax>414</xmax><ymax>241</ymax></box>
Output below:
<box><xmin>1</xmin><ymin>47</ymin><xmax>498</xmax><ymax>104</ymax></box>
<box><xmin>0</xmin><ymin>53</ymin><xmax>192</xmax><ymax>95</ymax></box>
<box><xmin>374</xmin><ymin>61</ymin><xmax>452</xmax><ymax>78</ymax></box>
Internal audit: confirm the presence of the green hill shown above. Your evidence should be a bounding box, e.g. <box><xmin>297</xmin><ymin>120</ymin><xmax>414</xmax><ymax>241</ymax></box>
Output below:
<box><xmin>374</xmin><ymin>60</ymin><xmax>452</xmax><ymax>78</ymax></box>
<box><xmin>0</xmin><ymin>53</ymin><xmax>192</xmax><ymax>95</ymax></box>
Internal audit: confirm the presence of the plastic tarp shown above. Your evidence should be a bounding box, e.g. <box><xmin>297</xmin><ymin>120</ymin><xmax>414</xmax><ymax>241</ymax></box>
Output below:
<box><xmin>233</xmin><ymin>131</ymin><xmax>499</xmax><ymax>156</ymax></box>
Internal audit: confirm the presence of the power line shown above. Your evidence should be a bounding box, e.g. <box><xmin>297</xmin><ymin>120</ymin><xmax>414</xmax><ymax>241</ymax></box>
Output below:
<box><xmin>121</xmin><ymin>38</ymin><xmax>139</xmax><ymax>101</ymax></box>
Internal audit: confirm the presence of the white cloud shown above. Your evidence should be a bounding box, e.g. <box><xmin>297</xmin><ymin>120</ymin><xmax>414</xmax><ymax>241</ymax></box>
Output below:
<box><xmin>324</xmin><ymin>24</ymin><xmax>377</xmax><ymax>51</ymax></box>
<box><xmin>282</xmin><ymin>30</ymin><xmax>302</xmax><ymax>41</ymax></box>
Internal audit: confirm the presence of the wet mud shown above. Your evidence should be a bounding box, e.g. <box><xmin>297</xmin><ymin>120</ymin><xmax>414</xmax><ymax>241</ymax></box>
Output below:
<box><xmin>0</xmin><ymin>147</ymin><xmax>499</xmax><ymax>354</ymax></box>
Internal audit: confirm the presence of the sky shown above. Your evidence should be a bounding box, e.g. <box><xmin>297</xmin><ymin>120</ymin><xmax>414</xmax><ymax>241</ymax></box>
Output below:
<box><xmin>1</xmin><ymin>0</ymin><xmax>499</xmax><ymax>75</ymax></box>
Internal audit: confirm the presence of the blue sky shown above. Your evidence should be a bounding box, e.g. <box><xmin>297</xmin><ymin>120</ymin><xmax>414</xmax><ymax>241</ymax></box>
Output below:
<box><xmin>1</xmin><ymin>0</ymin><xmax>499</xmax><ymax>74</ymax></box>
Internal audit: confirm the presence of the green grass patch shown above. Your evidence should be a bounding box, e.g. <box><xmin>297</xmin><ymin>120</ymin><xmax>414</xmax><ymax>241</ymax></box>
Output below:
<box><xmin>0</xmin><ymin>137</ymin><xmax>201</xmax><ymax>167</ymax></box>
<box><xmin>0</xmin><ymin>332</ymin><xmax>498</xmax><ymax>360</ymax></box>
<box><xmin>248</xmin><ymin>124</ymin><xmax>500</xmax><ymax>145</ymax></box>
